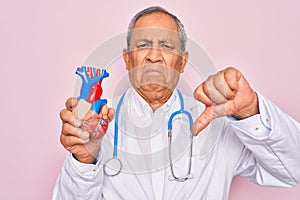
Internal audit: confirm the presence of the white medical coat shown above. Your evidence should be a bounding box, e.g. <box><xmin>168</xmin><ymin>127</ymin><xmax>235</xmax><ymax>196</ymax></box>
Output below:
<box><xmin>53</xmin><ymin>88</ymin><xmax>300</xmax><ymax>200</ymax></box>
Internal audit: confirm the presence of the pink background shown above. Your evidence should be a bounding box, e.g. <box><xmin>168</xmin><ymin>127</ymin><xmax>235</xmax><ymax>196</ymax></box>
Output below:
<box><xmin>1</xmin><ymin>0</ymin><xmax>299</xmax><ymax>199</ymax></box>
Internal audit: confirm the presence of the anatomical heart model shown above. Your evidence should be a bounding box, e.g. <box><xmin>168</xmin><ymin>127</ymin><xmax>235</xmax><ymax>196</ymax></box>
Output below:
<box><xmin>73</xmin><ymin>66</ymin><xmax>109</xmax><ymax>138</ymax></box>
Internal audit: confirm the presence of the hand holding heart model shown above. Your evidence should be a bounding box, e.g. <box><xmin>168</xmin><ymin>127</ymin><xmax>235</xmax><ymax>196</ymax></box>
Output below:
<box><xmin>73</xmin><ymin>66</ymin><xmax>110</xmax><ymax>138</ymax></box>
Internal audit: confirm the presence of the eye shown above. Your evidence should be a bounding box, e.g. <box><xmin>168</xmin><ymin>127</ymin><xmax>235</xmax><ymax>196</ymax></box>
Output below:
<box><xmin>162</xmin><ymin>44</ymin><xmax>175</xmax><ymax>50</ymax></box>
<box><xmin>136</xmin><ymin>43</ymin><xmax>149</xmax><ymax>49</ymax></box>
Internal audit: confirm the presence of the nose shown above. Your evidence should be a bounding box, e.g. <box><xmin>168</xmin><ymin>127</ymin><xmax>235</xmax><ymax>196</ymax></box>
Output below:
<box><xmin>146</xmin><ymin>48</ymin><xmax>163</xmax><ymax>63</ymax></box>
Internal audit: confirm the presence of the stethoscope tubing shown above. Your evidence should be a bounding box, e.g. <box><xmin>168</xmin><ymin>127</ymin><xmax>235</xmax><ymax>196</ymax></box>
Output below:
<box><xmin>113</xmin><ymin>93</ymin><xmax>126</xmax><ymax>157</ymax></box>
<box><xmin>106</xmin><ymin>90</ymin><xmax>193</xmax><ymax>180</ymax></box>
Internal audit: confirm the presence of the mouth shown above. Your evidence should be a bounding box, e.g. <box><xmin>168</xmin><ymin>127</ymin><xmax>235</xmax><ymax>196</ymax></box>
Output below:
<box><xmin>143</xmin><ymin>64</ymin><xmax>166</xmax><ymax>76</ymax></box>
<box><xmin>144</xmin><ymin>69</ymin><xmax>163</xmax><ymax>76</ymax></box>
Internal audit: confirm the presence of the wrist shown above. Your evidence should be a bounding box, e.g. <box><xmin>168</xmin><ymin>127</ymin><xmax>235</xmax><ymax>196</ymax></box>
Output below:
<box><xmin>234</xmin><ymin>92</ymin><xmax>259</xmax><ymax>119</ymax></box>
<box><xmin>72</xmin><ymin>153</ymin><xmax>98</xmax><ymax>164</ymax></box>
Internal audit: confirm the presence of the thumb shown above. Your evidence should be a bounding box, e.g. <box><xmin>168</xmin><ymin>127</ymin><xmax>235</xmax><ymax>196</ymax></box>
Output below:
<box><xmin>192</xmin><ymin>106</ymin><xmax>215</xmax><ymax>136</ymax></box>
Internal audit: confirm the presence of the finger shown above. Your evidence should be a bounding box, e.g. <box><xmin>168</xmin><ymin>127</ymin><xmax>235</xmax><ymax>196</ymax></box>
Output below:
<box><xmin>194</xmin><ymin>83</ymin><xmax>212</xmax><ymax>106</ymax></box>
<box><xmin>99</xmin><ymin>104</ymin><xmax>115</xmax><ymax>122</ymax></box>
<box><xmin>100</xmin><ymin>104</ymin><xmax>108</xmax><ymax>115</ymax></box>
<box><xmin>65</xmin><ymin>97</ymin><xmax>78</xmax><ymax>111</ymax></box>
<box><xmin>107</xmin><ymin>108</ymin><xmax>115</xmax><ymax>122</ymax></box>
<box><xmin>61</xmin><ymin>123</ymin><xmax>90</xmax><ymax>139</ymax></box>
<box><xmin>192</xmin><ymin>107</ymin><xmax>216</xmax><ymax>136</ymax></box>
<box><xmin>204</xmin><ymin>76</ymin><xmax>227</xmax><ymax>105</ymax></box>
<box><xmin>213</xmin><ymin>71</ymin><xmax>236</xmax><ymax>100</ymax></box>
<box><xmin>99</xmin><ymin>105</ymin><xmax>109</xmax><ymax>123</ymax></box>
<box><xmin>60</xmin><ymin>134</ymin><xmax>89</xmax><ymax>148</ymax></box>
<box><xmin>60</xmin><ymin>109</ymin><xmax>82</xmax><ymax>127</ymax></box>
<box><xmin>223</xmin><ymin>67</ymin><xmax>241</xmax><ymax>92</ymax></box>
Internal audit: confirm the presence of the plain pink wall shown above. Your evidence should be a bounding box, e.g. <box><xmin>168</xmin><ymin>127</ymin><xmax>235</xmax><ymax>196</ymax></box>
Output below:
<box><xmin>1</xmin><ymin>0</ymin><xmax>299</xmax><ymax>199</ymax></box>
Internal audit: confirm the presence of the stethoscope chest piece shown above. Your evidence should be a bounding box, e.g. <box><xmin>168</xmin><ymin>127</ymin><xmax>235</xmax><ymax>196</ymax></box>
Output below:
<box><xmin>168</xmin><ymin>173</ymin><xmax>193</xmax><ymax>182</ymax></box>
<box><xmin>103</xmin><ymin>157</ymin><xmax>122</xmax><ymax>176</ymax></box>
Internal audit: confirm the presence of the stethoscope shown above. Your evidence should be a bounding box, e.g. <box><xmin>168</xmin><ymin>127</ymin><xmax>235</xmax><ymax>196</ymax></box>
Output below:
<box><xmin>103</xmin><ymin>90</ymin><xmax>194</xmax><ymax>182</ymax></box>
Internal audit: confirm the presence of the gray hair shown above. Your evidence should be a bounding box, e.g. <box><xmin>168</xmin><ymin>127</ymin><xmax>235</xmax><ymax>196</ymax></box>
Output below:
<box><xmin>126</xmin><ymin>6</ymin><xmax>187</xmax><ymax>52</ymax></box>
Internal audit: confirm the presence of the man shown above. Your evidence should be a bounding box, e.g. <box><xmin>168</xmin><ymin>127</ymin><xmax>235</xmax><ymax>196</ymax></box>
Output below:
<box><xmin>53</xmin><ymin>6</ymin><xmax>300</xmax><ymax>200</ymax></box>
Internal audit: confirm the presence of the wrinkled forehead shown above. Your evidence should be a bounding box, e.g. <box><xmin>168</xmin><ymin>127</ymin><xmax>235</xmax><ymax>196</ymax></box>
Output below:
<box><xmin>130</xmin><ymin>28</ymin><xmax>181</xmax><ymax>44</ymax></box>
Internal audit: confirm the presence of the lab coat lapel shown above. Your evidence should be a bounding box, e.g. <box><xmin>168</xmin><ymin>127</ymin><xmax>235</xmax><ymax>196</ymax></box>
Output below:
<box><xmin>164</xmin><ymin>93</ymin><xmax>223</xmax><ymax>199</ymax></box>
<box><xmin>181</xmin><ymin>94</ymin><xmax>224</xmax><ymax>158</ymax></box>
<box><xmin>161</xmin><ymin>94</ymin><xmax>194</xmax><ymax>199</ymax></box>
<box><xmin>119</xmin><ymin>122</ymin><xmax>156</xmax><ymax>199</ymax></box>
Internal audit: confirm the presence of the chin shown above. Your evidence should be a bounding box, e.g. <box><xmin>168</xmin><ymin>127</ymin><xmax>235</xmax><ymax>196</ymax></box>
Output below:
<box><xmin>138</xmin><ymin>83</ymin><xmax>175</xmax><ymax>93</ymax></box>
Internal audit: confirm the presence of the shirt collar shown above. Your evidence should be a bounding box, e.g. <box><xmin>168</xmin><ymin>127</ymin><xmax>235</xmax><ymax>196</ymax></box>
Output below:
<box><xmin>130</xmin><ymin>87</ymin><xmax>178</xmax><ymax>114</ymax></box>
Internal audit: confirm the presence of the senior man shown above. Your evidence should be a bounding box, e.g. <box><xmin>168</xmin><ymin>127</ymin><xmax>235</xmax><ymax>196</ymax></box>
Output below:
<box><xmin>53</xmin><ymin>6</ymin><xmax>300</xmax><ymax>200</ymax></box>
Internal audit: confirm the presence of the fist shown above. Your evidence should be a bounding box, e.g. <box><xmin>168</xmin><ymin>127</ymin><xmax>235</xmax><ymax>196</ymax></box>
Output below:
<box><xmin>192</xmin><ymin>67</ymin><xmax>259</xmax><ymax>135</ymax></box>
<box><xmin>59</xmin><ymin>97</ymin><xmax>115</xmax><ymax>164</ymax></box>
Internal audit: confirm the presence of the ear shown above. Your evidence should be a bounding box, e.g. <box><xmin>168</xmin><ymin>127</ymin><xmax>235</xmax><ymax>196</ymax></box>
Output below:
<box><xmin>122</xmin><ymin>49</ymin><xmax>131</xmax><ymax>71</ymax></box>
<box><xmin>179</xmin><ymin>51</ymin><xmax>189</xmax><ymax>73</ymax></box>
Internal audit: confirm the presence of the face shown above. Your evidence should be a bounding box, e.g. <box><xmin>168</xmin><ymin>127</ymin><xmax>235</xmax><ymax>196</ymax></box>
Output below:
<box><xmin>123</xmin><ymin>12</ymin><xmax>188</xmax><ymax>94</ymax></box>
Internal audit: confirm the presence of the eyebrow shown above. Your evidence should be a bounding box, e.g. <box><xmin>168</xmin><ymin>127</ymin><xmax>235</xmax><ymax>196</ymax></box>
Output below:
<box><xmin>159</xmin><ymin>40</ymin><xmax>173</xmax><ymax>44</ymax></box>
<box><xmin>135</xmin><ymin>39</ymin><xmax>174</xmax><ymax>44</ymax></box>
<box><xmin>136</xmin><ymin>39</ymin><xmax>152</xmax><ymax>43</ymax></box>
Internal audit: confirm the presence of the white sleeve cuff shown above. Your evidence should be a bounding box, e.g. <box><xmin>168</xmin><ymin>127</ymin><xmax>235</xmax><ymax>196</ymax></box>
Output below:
<box><xmin>68</xmin><ymin>151</ymin><xmax>103</xmax><ymax>177</ymax></box>
<box><xmin>227</xmin><ymin>92</ymin><xmax>272</xmax><ymax>140</ymax></box>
